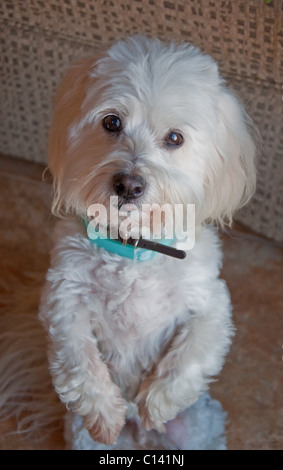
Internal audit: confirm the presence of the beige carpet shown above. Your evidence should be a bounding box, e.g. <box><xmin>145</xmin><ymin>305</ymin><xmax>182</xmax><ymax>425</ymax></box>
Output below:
<box><xmin>0</xmin><ymin>154</ymin><xmax>282</xmax><ymax>450</ymax></box>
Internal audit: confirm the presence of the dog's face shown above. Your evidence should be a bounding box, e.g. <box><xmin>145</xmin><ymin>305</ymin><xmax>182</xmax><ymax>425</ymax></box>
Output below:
<box><xmin>49</xmin><ymin>36</ymin><xmax>256</xmax><ymax>234</ymax></box>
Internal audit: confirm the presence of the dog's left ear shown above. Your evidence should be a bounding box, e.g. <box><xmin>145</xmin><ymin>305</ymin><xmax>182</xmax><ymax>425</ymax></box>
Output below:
<box><xmin>203</xmin><ymin>89</ymin><xmax>257</xmax><ymax>226</ymax></box>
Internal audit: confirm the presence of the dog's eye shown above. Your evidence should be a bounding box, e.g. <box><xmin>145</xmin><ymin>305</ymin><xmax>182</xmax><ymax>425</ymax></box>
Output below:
<box><xmin>164</xmin><ymin>131</ymin><xmax>184</xmax><ymax>148</ymax></box>
<box><xmin>102</xmin><ymin>114</ymin><xmax>122</xmax><ymax>133</ymax></box>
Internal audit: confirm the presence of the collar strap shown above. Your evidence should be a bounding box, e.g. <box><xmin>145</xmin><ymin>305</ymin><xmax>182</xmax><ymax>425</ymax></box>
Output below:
<box><xmin>82</xmin><ymin>220</ymin><xmax>186</xmax><ymax>262</ymax></box>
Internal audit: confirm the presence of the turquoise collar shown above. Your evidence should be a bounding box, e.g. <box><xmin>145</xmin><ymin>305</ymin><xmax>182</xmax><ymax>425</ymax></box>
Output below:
<box><xmin>83</xmin><ymin>219</ymin><xmax>175</xmax><ymax>262</ymax></box>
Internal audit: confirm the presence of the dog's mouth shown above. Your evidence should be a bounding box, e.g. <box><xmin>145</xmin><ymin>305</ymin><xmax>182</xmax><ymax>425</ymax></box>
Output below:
<box><xmin>86</xmin><ymin>170</ymin><xmax>192</xmax><ymax>258</ymax></box>
<box><xmin>86</xmin><ymin>186</ymin><xmax>192</xmax><ymax>259</ymax></box>
<box><xmin>116</xmin><ymin>196</ymin><xmax>142</xmax><ymax>210</ymax></box>
<box><xmin>85</xmin><ymin>219</ymin><xmax>186</xmax><ymax>260</ymax></box>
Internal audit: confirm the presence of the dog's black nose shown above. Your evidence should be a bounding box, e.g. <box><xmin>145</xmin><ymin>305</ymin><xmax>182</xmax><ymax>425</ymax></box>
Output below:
<box><xmin>112</xmin><ymin>173</ymin><xmax>146</xmax><ymax>199</ymax></box>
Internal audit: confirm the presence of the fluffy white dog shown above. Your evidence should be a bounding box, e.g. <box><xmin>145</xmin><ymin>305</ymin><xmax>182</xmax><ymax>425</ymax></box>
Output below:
<box><xmin>39</xmin><ymin>35</ymin><xmax>256</xmax><ymax>449</ymax></box>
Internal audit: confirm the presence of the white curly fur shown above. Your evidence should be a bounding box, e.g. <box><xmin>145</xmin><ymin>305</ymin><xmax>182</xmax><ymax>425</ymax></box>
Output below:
<box><xmin>39</xmin><ymin>36</ymin><xmax>256</xmax><ymax>448</ymax></box>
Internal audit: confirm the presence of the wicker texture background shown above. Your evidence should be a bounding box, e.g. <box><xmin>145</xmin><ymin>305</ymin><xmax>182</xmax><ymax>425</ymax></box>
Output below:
<box><xmin>0</xmin><ymin>0</ymin><xmax>282</xmax><ymax>241</ymax></box>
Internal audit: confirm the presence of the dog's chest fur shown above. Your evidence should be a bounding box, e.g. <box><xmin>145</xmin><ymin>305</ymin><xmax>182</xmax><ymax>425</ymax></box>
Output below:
<box><xmin>81</xmin><ymin>239</ymin><xmax>189</xmax><ymax>395</ymax></box>
<box><xmin>48</xmin><ymin>219</ymin><xmax>222</xmax><ymax>398</ymax></box>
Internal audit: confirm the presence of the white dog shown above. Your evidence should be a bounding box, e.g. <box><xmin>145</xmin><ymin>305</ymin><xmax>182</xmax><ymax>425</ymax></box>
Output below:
<box><xmin>39</xmin><ymin>35</ymin><xmax>256</xmax><ymax>448</ymax></box>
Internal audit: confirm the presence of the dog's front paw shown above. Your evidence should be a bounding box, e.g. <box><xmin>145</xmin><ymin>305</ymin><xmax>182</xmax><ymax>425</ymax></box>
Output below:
<box><xmin>138</xmin><ymin>402</ymin><xmax>166</xmax><ymax>433</ymax></box>
<box><xmin>136</xmin><ymin>376</ymin><xmax>201</xmax><ymax>434</ymax></box>
<box><xmin>136</xmin><ymin>378</ymin><xmax>178</xmax><ymax>433</ymax></box>
<box><xmin>84</xmin><ymin>392</ymin><xmax>127</xmax><ymax>445</ymax></box>
<box><xmin>86</xmin><ymin>411</ymin><xmax>125</xmax><ymax>445</ymax></box>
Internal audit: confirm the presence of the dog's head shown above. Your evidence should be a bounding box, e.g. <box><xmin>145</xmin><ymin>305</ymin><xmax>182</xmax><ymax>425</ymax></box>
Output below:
<box><xmin>48</xmin><ymin>36</ymin><xmax>256</xmax><ymax>236</ymax></box>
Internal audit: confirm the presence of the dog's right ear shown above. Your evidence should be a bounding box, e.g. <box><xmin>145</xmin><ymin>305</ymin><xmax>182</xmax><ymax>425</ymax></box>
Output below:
<box><xmin>48</xmin><ymin>56</ymin><xmax>99</xmax><ymax>217</ymax></box>
<box><xmin>201</xmin><ymin>89</ymin><xmax>257</xmax><ymax>227</ymax></box>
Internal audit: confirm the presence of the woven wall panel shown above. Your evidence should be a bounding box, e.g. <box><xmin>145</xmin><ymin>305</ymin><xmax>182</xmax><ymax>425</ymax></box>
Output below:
<box><xmin>0</xmin><ymin>26</ymin><xmax>96</xmax><ymax>162</ymax></box>
<box><xmin>228</xmin><ymin>77</ymin><xmax>283</xmax><ymax>241</ymax></box>
<box><xmin>0</xmin><ymin>0</ymin><xmax>282</xmax><ymax>83</ymax></box>
<box><xmin>0</xmin><ymin>0</ymin><xmax>282</xmax><ymax>240</ymax></box>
